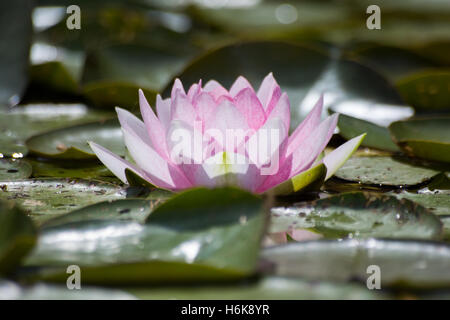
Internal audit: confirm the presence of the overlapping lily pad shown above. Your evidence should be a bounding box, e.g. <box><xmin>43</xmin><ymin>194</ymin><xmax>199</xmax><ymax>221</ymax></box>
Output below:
<box><xmin>25</xmin><ymin>118</ymin><xmax>125</xmax><ymax>160</ymax></box>
<box><xmin>172</xmin><ymin>41</ymin><xmax>412</xmax><ymax>129</ymax></box>
<box><xmin>0</xmin><ymin>178</ymin><xmax>126</xmax><ymax>221</ymax></box>
<box><xmin>24</xmin><ymin>187</ymin><xmax>266</xmax><ymax>285</ymax></box>
<box><xmin>270</xmin><ymin>192</ymin><xmax>442</xmax><ymax>240</ymax></box>
<box><xmin>0</xmin><ymin>159</ymin><xmax>32</xmax><ymax>181</ymax></box>
<box><xmin>389</xmin><ymin>117</ymin><xmax>450</xmax><ymax>163</ymax></box>
<box><xmin>0</xmin><ymin>200</ymin><xmax>36</xmax><ymax>274</ymax></box>
<box><xmin>261</xmin><ymin>239</ymin><xmax>450</xmax><ymax>288</ymax></box>
<box><xmin>335</xmin><ymin>156</ymin><xmax>440</xmax><ymax>186</ymax></box>
<box><xmin>397</xmin><ymin>71</ymin><xmax>450</xmax><ymax>112</ymax></box>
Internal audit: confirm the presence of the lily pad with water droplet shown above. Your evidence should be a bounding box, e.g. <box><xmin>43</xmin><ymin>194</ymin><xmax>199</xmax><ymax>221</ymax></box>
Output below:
<box><xmin>334</xmin><ymin>156</ymin><xmax>440</xmax><ymax>187</ymax></box>
<box><xmin>0</xmin><ymin>200</ymin><xmax>36</xmax><ymax>274</ymax></box>
<box><xmin>270</xmin><ymin>192</ymin><xmax>442</xmax><ymax>240</ymax></box>
<box><xmin>0</xmin><ymin>178</ymin><xmax>126</xmax><ymax>222</ymax></box>
<box><xmin>389</xmin><ymin>117</ymin><xmax>450</xmax><ymax>163</ymax></box>
<box><xmin>0</xmin><ymin>159</ymin><xmax>32</xmax><ymax>181</ymax></box>
<box><xmin>24</xmin><ymin>187</ymin><xmax>266</xmax><ymax>285</ymax></box>
<box><xmin>25</xmin><ymin>118</ymin><xmax>125</xmax><ymax>160</ymax></box>
<box><xmin>261</xmin><ymin>239</ymin><xmax>450</xmax><ymax>288</ymax></box>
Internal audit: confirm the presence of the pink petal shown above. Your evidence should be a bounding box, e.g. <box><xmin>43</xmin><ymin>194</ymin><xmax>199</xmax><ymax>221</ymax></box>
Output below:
<box><xmin>88</xmin><ymin>141</ymin><xmax>147</xmax><ymax>184</ymax></box>
<box><xmin>122</xmin><ymin>123</ymin><xmax>191</xmax><ymax>190</ymax></box>
<box><xmin>289</xmin><ymin>113</ymin><xmax>338</xmax><ymax>177</ymax></box>
<box><xmin>139</xmin><ymin>89</ymin><xmax>170</xmax><ymax>160</ymax></box>
<box><xmin>286</xmin><ymin>94</ymin><xmax>323</xmax><ymax>156</ymax></box>
<box><xmin>203</xmin><ymin>80</ymin><xmax>230</xmax><ymax>101</ymax></box>
<box><xmin>323</xmin><ymin>133</ymin><xmax>366</xmax><ymax>180</ymax></box>
<box><xmin>265</xmin><ymin>92</ymin><xmax>290</xmax><ymax>137</ymax></box>
<box><xmin>171</xmin><ymin>89</ymin><xmax>197</xmax><ymax>125</ymax></box>
<box><xmin>234</xmin><ymin>88</ymin><xmax>266</xmax><ymax>130</ymax></box>
<box><xmin>166</xmin><ymin>120</ymin><xmax>205</xmax><ymax>165</ymax></box>
<box><xmin>155</xmin><ymin>94</ymin><xmax>171</xmax><ymax>131</ymax></box>
<box><xmin>187</xmin><ymin>80</ymin><xmax>202</xmax><ymax>102</ymax></box>
<box><xmin>229</xmin><ymin>76</ymin><xmax>254</xmax><ymax>97</ymax></box>
<box><xmin>192</xmin><ymin>92</ymin><xmax>217</xmax><ymax>130</ymax></box>
<box><xmin>115</xmin><ymin>107</ymin><xmax>152</xmax><ymax>148</ymax></box>
<box><xmin>257</xmin><ymin>72</ymin><xmax>281</xmax><ymax>113</ymax></box>
<box><xmin>171</xmin><ymin>78</ymin><xmax>185</xmax><ymax>98</ymax></box>
<box><xmin>289</xmin><ymin>229</ymin><xmax>323</xmax><ymax>241</ymax></box>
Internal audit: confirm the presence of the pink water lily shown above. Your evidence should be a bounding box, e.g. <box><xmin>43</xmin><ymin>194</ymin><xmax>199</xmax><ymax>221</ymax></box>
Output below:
<box><xmin>89</xmin><ymin>73</ymin><xmax>365</xmax><ymax>194</ymax></box>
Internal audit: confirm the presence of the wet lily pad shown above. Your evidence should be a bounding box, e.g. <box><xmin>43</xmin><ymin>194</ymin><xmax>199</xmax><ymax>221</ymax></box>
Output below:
<box><xmin>0</xmin><ymin>200</ymin><xmax>36</xmax><ymax>274</ymax></box>
<box><xmin>270</xmin><ymin>192</ymin><xmax>442</xmax><ymax>240</ymax></box>
<box><xmin>24</xmin><ymin>187</ymin><xmax>266</xmax><ymax>285</ymax></box>
<box><xmin>389</xmin><ymin>117</ymin><xmax>450</xmax><ymax>163</ymax></box>
<box><xmin>26</xmin><ymin>118</ymin><xmax>125</xmax><ymax>160</ymax></box>
<box><xmin>261</xmin><ymin>239</ymin><xmax>450</xmax><ymax>288</ymax></box>
<box><xmin>0</xmin><ymin>2</ymin><xmax>32</xmax><ymax>107</ymax></box>
<box><xmin>172</xmin><ymin>41</ymin><xmax>412</xmax><ymax>129</ymax></box>
<box><xmin>392</xmin><ymin>192</ymin><xmax>450</xmax><ymax>216</ymax></box>
<box><xmin>0</xmin><ymin>279</ymin><xmax>136</xmax><ymax>300</ymax></box>
<box><xmin>396</xmin><ymin>71</ymin><xmax>450</xmax><ymax>112</ymax></box>
<box><xmin>0</xmin><ymin>103</ymin><xmax>113</xmax><ymax>158</ymax></box>
<box><xmin>0</xmin><ymin>159</ymin><xmax>32</xmax><ymax>181</ymax></box>
<box><xmin>335</xmin><ymin>113</ymin><xmax>399</xmax><ymax>152</ymax></box>
<box><xmin>129</xmin><ymin>276</ymin><xmax>387</xmax><ymax>300</ymax></box>
<box><xmin>0</xmin><ymin>178</ymin><xmax>126</xmax><ymax>220</ymax></box>
<box><xmin>335</xmin><ymin>156</ymin><xmax>440</xmax><ymax>186</ymax></box>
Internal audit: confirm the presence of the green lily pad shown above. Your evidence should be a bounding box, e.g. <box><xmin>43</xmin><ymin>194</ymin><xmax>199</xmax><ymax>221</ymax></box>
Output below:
<box><xmin>0</xmin><ymin>159</ymin><xmax>32</xmax><ymax>181</ymax></box>
<box><xmin>396</xmin><ymin>71</ymin><xmax>450</xmax><ymax>112</ymax></box>
<box><xmin>41</xmin><ymin>199</ymin><xmax>160</xmax><ymax>228</ymax></box>
<box><xmin>0</xmin><ymin>178</ymin><xmax>126</xmax><ymax>221</ymax></box>
<box><xmin>29</xmin><ymin>61</ymin><xmax>80</xmax><ymax>95</ymax></box>
<box><xmin>261</xmin><ymin>239</ymin><xmax>450</xmax><ymax>288</ymax></box>
<box><xmin>83</xmin><ymin>81</ymin><xmax>157</xmax><ymax>111</ymax></box>
<box><xmin>389</xmin><ymin>117</ymin><xmax>450</xmax><ymax>163</ymax></box>
<box><xmin>441</xmin><ymin>217</ymin><xmax>450</xmax><ymax>241</ymax></box>
<box><xmin>172</xmin><ymin>41</ymin><xmax>412</xmax><ymax>129</ymax></box>
<box><xmin>129</xmin><ymin>276</ymin><xmax>387</xmax><ymax>300</ymax></box>
<box><xmin>335</xmin><ymin>156</ymin><xmax>440</xmax><ymax>186</ymax></box>
<box><xmin>0</xmin><ymin>2</ymin><xmax>32</xmax><ymax>107</ymax></box>
<box><xmin>26</xmin><ymin>118</ymin><xmax>125</xmax><ymax>160</ymax></box>
<box><xmin>393</xmin><ymin>193</ymin><xmax>450</xmax><ymax>217</ymax></box>
<box><xmin>270</xmin><ymin>192</ymin><xmax>442</xmax><ymax>240</ymax></box>
<box><xmin>335</xmin><ymin>113</ymin><xmax>399</xmax><ymax>152</ymax></box>
<box><xmin>268</xmin><ymin>163</ymin><xmax>326</xmax><ymax>196</ymax></box>
<box><xmin>0</xmin><ymin>200</ymin><xmax>36</xmax><ymax>274</ymax></box>
<box><xmin>24</xmin><ymin>187</ymin><xmax>266</xmax><ymax>285</ymax></box>
<box><xmin>0</xmin><ymin>103</ymin><xmax>113</xmax><ymax>158</ymax></box>
<box><xmin>0</xmin><ymin>279</ymin><xmax>136</xmax><ymax>300</ymax></box>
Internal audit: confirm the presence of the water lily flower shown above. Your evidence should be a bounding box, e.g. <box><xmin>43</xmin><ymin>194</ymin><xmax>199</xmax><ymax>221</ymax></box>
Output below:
<box><xmin>89</xmin><ymin>73</ymin><xmax>365</xmax><ymax>194</ymax></box>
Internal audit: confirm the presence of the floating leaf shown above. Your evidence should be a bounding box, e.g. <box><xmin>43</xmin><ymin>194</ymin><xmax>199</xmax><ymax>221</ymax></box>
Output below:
<box><xmin>172</xmin><ymin>41</ymin><xmax>412</xmax><ymax>129</ymax></box>
<box><xmin>0</xmin><ymin>200</ymin><xmax>36</xmax><ymax>274</ymax></box>
<box><xmin>26</xmin><ymin>118</ymin><xmax>125</xmax><ymax>160</ymax></box>
<box><xmin>0</xmin><ymin>159</ymin><xmax>32</xmax><ymax>181</ymax></box>
<box><xmin>0</xmin><ymin>178</ymin><xmax>126</xmax><ymax>221</ymax></box>
<box><xmin>129</xmin><ymin>276</ymin><xmax>387</xmax><ymax>300</ymax></box>
<box><xmin>270</xmin><ymin>192</ymin><xmax>442</xmax><ymax>240</ymax></box>
<box><xmin>24</xmin><ymin>187</ymin><xmax>266</xmax><ymax>285</ymax></box>
<box><xmin>335</xmin><ymin>113</ymin><xmax>399</xmax><ymax>152</ymax></box>
<box><xmin>389</xmin><ymin>117</ymin><xmax>450</xmax><ymax>163</ymax></box>
<box><xmin>397</xmin><ymin>71</ymin><xmax>450</xmax><ymax>112</ymax></box>
<box><xmin>0</xmin><ymin>279</ymin><xmax>136</xmax><ymax>300</ymax></box>
<box><xmin>261</xmin><ymin>239</ymin><xmax>450</xmax><ymax>288</ymax></box>
<box><xmin>335</xmin><ymin>156</ymin><xmax>440</xmax><ymax>186</ymax></box>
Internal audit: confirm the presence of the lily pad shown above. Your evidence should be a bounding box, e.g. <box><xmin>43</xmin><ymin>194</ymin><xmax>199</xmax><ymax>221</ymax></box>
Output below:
<box><xmin>335</xmin><ymin>112</ymin><xmax>399</xmax><ymax>152</ymax></box>
<box><xmin>0</xmin><ymin>200</ymin><xmax>36</xmax><ymax>274</ymax></box>
<box><xmin>129</xmin><ymin>276</ymin><xmax>387</xmax><ymax>300</ymax></box>
<box><xmin>25</xmin><ymin>118</ymin><xmax>125</xmax><ymax>160</ymax></box>
<box><xmin>24</xmin><ymin>187</ymin><xmax>266</xmax><ymax>285</ymax></box>
<box><xmin>172</xmin><ymin>41</ymin><xmax>412</xmax><ymax>129</ymax></box>
<box><xmin>0</xmin><ymin>2</ymin><xmax>32</xmax><ymax>107</ymax></box>
<box><xmin>0</xmin><ymin>103</ymin><xmax>113</xmax><ymax>158</ymax></box>
<box><xmin>0</xmin><ymin>159</ymin><xmax>32</xmax><ymax>181</ymax></box>
<box><xmin>335</xmin><ymin>156</ymin><xmax>440</xmax><ymax>186</ymax></box>
<box><xmin>261</xmin><ymin>239</ymin><xmax>450</xmax><ymax>288</ymax></box>
<box><xmin>389</xmin><ymin>117</ymin><xmax>450</xmax><ymax>163</ymax></box>
<box><xmin>270</xmin><ymin>192</ymin><xmax>442</xmax><ymax>240</ymax></box>
<box><xmin>0</xmin><ymin>279</ymin><xmax>136</xmax><ymax>300</ymax></box>
<box><xmin>0</xmin><ymin>178</ymin><xmax>126</xmax><ymax>220</ymax></box>
<box><xmin>396</xmin><ymin>71</ymin><xmax>450</xmax><ymax>112</ymax></box>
